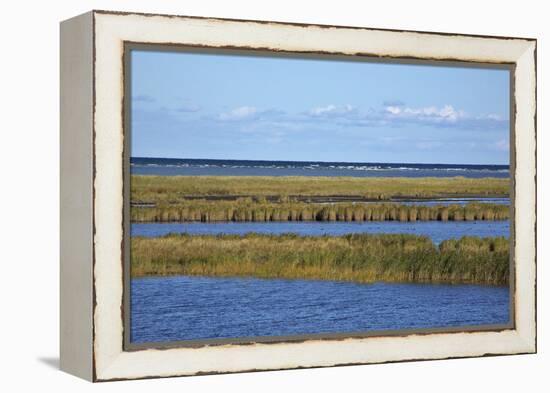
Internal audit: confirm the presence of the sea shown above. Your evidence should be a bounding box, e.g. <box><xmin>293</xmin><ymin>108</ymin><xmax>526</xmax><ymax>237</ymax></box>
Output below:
<box><xmin>130</xmin><ymin>157</ymin><xmax>509</xmax><ymax>178</ymax></box>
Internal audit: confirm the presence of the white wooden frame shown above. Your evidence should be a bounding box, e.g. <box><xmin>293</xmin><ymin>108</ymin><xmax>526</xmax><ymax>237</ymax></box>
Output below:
<box><xmin>60</xmin><ymin>10</ymin><xmax>537</xmax><ymax>382</ymax></box>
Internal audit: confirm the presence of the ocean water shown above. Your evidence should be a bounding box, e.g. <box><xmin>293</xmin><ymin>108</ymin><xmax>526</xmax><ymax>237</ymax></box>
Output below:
<box><xmin>130</xmin><ymin>157</ymin><xmax>509</xmax><ymax>178</ymax></box>
<box><xmin>130</xmin><ymin>276</ymin><xmax>509</xmax><ymax>344</ymax></box>
<box><xmin>131</xmin><ymin>220</ymin><xmax>509</xmax><ymax>245</ymax></box>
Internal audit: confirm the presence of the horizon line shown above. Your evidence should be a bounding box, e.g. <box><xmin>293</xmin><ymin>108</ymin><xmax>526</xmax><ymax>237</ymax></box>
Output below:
<box><xmin>130</xmin><ymin>156</ymin><xmax>510</xmax><ymax>167</ymax></box>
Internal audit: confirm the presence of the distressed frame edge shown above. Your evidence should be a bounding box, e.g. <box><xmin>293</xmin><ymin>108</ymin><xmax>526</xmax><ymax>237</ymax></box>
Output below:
<box><xmin>59</xmin><ymin>10</ymin><xmax>95</xmax><ymax>381</ymax></box>
<box><xmin>512</xmin><ymin>40</ymin><xmax>537</xmax><ymax>353</ymax></box>
<box><xmin>90</xmin><ymin>11</ymin><xmax>537</xmax><ymax>381</ymax></box>
<box><xmin>91</xmin><ymin>8</ymin><xmax>537</xmax><ymax>42</ymax></box>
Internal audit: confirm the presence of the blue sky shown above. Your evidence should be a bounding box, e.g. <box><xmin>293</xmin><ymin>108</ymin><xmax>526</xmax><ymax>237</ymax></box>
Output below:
<box><xmin>131</xmin><ymin>49</ymin><xmax>510</xmax><ymax>165</ymax></box>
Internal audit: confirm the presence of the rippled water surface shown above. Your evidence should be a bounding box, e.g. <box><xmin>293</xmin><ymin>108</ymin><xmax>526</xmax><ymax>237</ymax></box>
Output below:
<box><xmin>131</xmin><ymin>276</ymin><xmax>509</xmax><ymax>344</ymax></box>
<box><xmin>132</xmin><ymin>220</ymin><xmax>509</xmax><ymax>245</ymax></box>
<box><xmin>130</xmin><ymin>157</ymin><xmax>509</xmax><ymax>178</ymax></box>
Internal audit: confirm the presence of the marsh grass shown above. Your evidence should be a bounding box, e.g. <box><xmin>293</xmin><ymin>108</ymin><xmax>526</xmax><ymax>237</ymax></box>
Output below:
<box><xmin>131</xmin><ymin>200</ymin><xmax>509</xmax><ymax>222</ymax></box>
<box><xmin>131</xmin><ymin>233</ymin><xmax>509</xmax><ymax>285</ymax></box>
<box><xmin>131</xmin><ymin>175</ymin><xmax>509</xmax><ymax>203</ymax></box>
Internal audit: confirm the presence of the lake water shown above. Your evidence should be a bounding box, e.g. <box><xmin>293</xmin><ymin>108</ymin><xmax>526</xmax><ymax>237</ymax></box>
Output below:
<box><xmin>130</xmin><ymin>276</ymin><xmax>509</xmax><ymax>344</ymax></box>
<box><xmin>397</xmin><ymin>197</ymin><xmax>509</xmax><ymax>206</ymax></box>
<box><xmin>131</xmin><ymin>157</ymin><xmax>509</xmax><ymax>178</ymax></box>
<box><xmin>129</xmin><ymin>158</ymin><xmax>511</xmax><ymax>345</ymax></box>
<box><xmin>132</xmin><ymin>220</ymin><xmax>509</xmax><ymax>245</ymax></box>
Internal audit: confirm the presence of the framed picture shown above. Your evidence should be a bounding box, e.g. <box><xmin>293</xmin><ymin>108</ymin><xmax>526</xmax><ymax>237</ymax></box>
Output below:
<box><xmin>60</xmin><ymin>10</ymin><xmax>537</xmax><ymax>381</ymax></box>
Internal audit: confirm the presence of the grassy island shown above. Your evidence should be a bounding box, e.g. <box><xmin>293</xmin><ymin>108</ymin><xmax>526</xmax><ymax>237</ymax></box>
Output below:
<box><xmin>130</xmin><ymin>175</ymin><xmax>509</xmax><ymax>223</ymax></box>
<box><xmin>132</xmin><ymin>175</ymin><xmax>510</xmax><ymax>203</ymax></box>
<box><xmin>131</xmin><ymin>234</ymin><xmax>509</xmax><ymax>285</ymax></box>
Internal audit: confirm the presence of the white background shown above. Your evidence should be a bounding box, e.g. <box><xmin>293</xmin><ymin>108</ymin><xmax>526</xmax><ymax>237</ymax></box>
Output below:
<box><xmin>0</xmin><ymin>0</ymin><xmax>546</xmax><ymax>391</ymax></box>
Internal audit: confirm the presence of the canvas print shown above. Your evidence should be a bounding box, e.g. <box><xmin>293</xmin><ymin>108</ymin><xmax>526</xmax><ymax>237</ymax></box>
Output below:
<box><xmin>128</xmin><ymin>48</ymin><xmax>511</xmax><ymax>346</ymax></box>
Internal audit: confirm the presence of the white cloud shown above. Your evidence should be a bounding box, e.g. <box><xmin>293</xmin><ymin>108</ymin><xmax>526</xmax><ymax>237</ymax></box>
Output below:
<box><xmin>218</xmin><ymin>106</ymin><xmax>258</xmax><ymax>121</ymax></box>
<box><xmin>385</xmin><ymin>106</ymin><xmax>402</xmax><ymax>115</ymax></box>
<box><xmin>309</xmin><ymin>104</ymin><xmax>355</xmax><ymax>116</ymax></box>
<box><xmin>214</xmin><ymin>103</ymin><xmax>507</xmax><ymax>133</ymax></box>
<box><xmin>438</xmin><ymin>105</ymin><xmax>461</xmax><ymax>121</ymax></box>
<box><xmin>385</xmin><ymin>104</ymin><xmax>465</xmax><ymax>123</ymax></box>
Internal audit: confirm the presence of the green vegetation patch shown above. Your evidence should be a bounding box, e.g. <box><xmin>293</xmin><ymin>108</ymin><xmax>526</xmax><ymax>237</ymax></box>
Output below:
<box><xmin>131</xmin><ymin>175</ymin><xmax>509</xmax><ymax>203</ymax></box>
<box><xmin>131</xmin><ymin>200</ymin><xmax>509</xmax><ymax>222</ymax></box>
<box><xmin>131</xmin><ymin>233</ymin><xmax>509</xmax><ymax>285</ymax></box>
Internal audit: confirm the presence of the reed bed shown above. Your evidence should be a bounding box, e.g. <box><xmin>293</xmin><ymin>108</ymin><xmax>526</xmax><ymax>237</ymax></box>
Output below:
<box><xmin>131</xmin><ymin>234</ymin><xmax>509</xmax><ymax>285</ymax></box>
<box><xmin>131</xmin><ymin>175</ymin><xmax>509</xmax><ymax>203</ymax></box>
<box><xmin>131</xmin><ymin>200</ymin><xmax>509</xmax><ymax>222</ymax></box>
